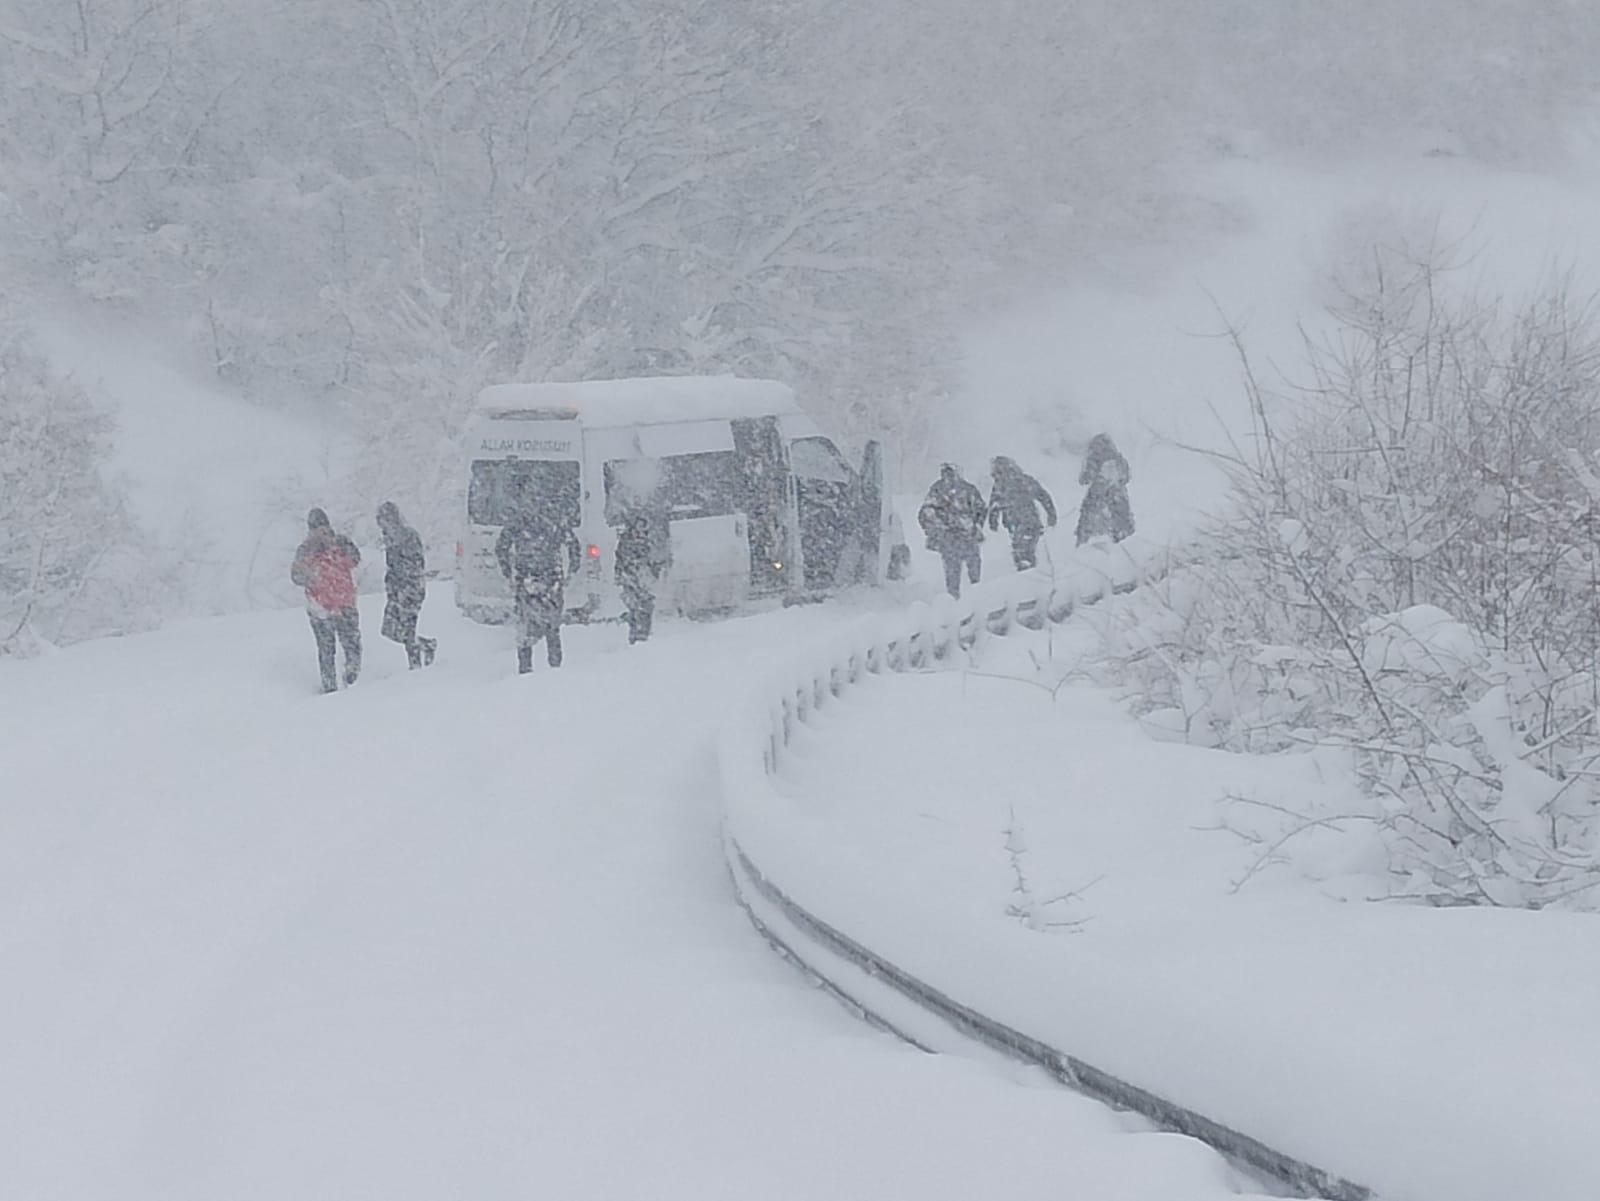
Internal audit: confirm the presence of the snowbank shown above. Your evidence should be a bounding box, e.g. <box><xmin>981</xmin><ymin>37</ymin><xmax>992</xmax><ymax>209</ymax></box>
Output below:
<box><xmin>719</xmin><ymin>545</ymin><xmax>1600</xmax><ymax>1201</ymax></box>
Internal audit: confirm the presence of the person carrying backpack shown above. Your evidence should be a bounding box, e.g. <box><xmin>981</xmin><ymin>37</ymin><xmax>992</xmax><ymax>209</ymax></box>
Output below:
<box><xmin>917</xmin><ymin>463</ymin><xmax>987</xmax><ymax>599</ymax></box>
<box><xmin>290</xmin><ymin>507</ymin><xmax>362</xmax><ymax>693</ymax></box>
<box><xmin>376</xmin><ymin>501</ymin><xmax>436</xmax><ymax>670</ymax></box>
<box><xmin>495</xmin><ymin>496</ymin><xmax>580</xmax><ymax>673</ymax></box>
<box><xmin>986</xmin><ymin>455</ymin><xmax>1057</xmax><ymax>570</ymax></box>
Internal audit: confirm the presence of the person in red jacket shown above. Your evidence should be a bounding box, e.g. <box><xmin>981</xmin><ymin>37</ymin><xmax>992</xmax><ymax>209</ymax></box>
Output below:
<box><xmin>290</xmin><ymin>507</ymin><xmax>362</xmax><ymax>693</ymax></box>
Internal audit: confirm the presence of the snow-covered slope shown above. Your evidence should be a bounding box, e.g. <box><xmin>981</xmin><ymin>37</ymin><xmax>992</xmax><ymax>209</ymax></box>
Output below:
<box><xmin>0</xmin><ymin>595</ymin><xmax>1264</xmax><ymax>1200</ymax></box>
<box><xmin>32</xmin><ymin>315</ymin><xmax>349</xmax><ymax>617</ymax></box>
<box><xmin>958</xmin><ymin>151</ymin><xmax>1600</xmax><ymax>542</ymax></box>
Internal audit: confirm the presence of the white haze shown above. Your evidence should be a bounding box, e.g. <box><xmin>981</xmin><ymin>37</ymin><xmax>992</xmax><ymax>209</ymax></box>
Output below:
<box><xmin>5</xmin><ymin>1</ymin><xmax>1600</xmax><ymax>633</ymax></box>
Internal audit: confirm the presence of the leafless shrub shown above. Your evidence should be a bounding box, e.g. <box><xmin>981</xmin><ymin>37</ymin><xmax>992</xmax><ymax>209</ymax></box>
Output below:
<box><xmin>1003</xmin><ymin>809</ymin><xmax>1099</xmax><ymax>932</ymax></box>
<box><xmin>1100</xmin><ymin>245</ymin><xmax>1600</xmax><ymax>909</ymax></box>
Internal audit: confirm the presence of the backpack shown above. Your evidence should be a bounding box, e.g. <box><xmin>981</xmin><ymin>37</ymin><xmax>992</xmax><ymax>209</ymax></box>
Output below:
<box><xmin>296</xmin><ymin>535</ymin><xmax>358</xmax><ymax>612</ymax></box>
<box><xmin>500</xmin><ymin>521</ymin><xmax>568</xmax><ymax>587</ymax></box>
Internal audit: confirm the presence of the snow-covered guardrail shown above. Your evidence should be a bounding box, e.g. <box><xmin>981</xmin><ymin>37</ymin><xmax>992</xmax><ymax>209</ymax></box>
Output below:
<box><xmin>718</xmin><ymin>540</ymin><xmax>1373</xmax><ymax>1201</ymax></box>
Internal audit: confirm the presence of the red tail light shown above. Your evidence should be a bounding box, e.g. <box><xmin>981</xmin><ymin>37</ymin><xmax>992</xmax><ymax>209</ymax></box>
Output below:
<box><xmin>586</xmin><ymin>543</ymin><xmax>601</xmax><ymax>558</ymax></box>
<box><xmin>455</xmin><ymin>541</ymin><xmax>463</xmax><ymax>558</ymax></box>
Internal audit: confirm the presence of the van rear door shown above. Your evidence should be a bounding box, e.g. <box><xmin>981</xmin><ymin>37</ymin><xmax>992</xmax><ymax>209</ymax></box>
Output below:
<box><xmin>731</xmin><ymin>416</ymin><xmax>795</xmax><ymax>597</ymax></box>
<box><xmin>785</xmin><ymin>433</ymin><xmax>902</xmax><ymax>588</ymax></box>
<box><xmin>636</xmin><ymin>422</ymin><xmax>751</xmax><ymax>612</ymax></box>
<box><xmin>853</xmin><ymin>439</ymin><xmax>888</xmax><ymax>583</ymax></box>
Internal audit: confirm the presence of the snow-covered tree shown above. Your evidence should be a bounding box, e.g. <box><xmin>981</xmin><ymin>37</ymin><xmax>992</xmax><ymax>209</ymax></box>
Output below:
<box><xmin>0</xmin><ymin>323</ymin><xmax>148</xmax><ymax>652</ymax></box>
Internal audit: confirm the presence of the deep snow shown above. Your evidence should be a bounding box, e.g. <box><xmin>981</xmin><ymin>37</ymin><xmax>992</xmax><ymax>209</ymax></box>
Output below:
<box><xmin>14</xmin><ymin>145</ymin><xmax>1600</xmax><ymax>1201</ymax></box>
<box><xmin>739</xmin><ymin>615</ymin><xmax>1600</xmax><ymax>1201</ymax></box>
<box><xmin>0</xmin><ymin>591</ymin><xmax>1267</xmax><ymax>1200</ymax></box>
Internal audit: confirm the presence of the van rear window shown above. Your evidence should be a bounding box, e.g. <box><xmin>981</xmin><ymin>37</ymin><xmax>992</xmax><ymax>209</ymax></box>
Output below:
<box><xmin>469</xmin><ymin>459</ymin><xmax>580</xmax><ymax>526</ymax></box>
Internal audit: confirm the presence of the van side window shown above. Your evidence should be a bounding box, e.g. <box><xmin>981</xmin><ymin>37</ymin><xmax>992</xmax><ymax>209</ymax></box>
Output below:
<box><xmin>604</xmin><ymin>459</ymin><xmax>666</xmax><ymax>525</ymax></box>
<box><xmin>605</xmin><ymin>453</ymin><xmax>742</xmax><ymax>522</ymax></box>
<box><xmin>661</xmin><ymin>452</ymin><xmax>743</xmax><ymax>518</ymax></box>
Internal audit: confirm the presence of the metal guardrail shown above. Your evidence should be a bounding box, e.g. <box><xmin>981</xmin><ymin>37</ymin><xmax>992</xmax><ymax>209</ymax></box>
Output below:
<box><xmin>719</xmin><ymin>541</ymin><xmax>1375</xmax><ymax>1201</ymax></box>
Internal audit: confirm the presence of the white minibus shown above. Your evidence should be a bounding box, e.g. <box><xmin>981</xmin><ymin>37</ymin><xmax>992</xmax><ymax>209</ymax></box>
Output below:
<box><xmin>454</xmin><ymin>376</ymin><xmax>906</xmax><ymax>624</ymax></box>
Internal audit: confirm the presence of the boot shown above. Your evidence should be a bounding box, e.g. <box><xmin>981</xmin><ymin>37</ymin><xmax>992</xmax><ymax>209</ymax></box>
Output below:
<box><xmin>517</xmin><ymin>645</ymin><xmax>533</xmax><ymax>674</ymax></box>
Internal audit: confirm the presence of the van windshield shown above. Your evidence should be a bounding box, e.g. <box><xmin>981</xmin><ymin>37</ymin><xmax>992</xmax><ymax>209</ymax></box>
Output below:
<box><xmin>789</xmin><ymin>436</ymin><xmax>853</xmax><ymax>483</ymax></box>
<box><xmin>469</xmin><ymin>459</ymin><xmax>580</xmax><ymax>526</ymax></box>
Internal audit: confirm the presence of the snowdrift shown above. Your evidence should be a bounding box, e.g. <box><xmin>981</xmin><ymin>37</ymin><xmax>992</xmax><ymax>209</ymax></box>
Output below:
<box><xmin>718</xmin><ymin>539</ymin><xmax>1369</xmax><ymax>1198</ymax></box>
<box><xmin>719</xmin><ymin>537</ymin><xmax>1600</xmax><ymax>1201</ymax></box>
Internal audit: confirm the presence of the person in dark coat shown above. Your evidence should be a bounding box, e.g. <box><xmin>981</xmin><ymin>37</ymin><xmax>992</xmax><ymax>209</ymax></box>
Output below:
<box><xmin>290</xmin><ymin>507</ymin><xmax>361</xmax><ymax>693</ymax></box>
<box><xmin>495</xmin><ymin>498</ymin><xmax>580</xmax><ymax>673</ymax></box>
<box><xmin>917</xmin><ymin>463</ymin><xmax>987</xmax><ymax>599</ymax></box>
<box><xmin>376</xmin><ymin>501</ymin><xmax>435</xmax><ymax>669</ymax></box>
<box><xmin>615</xmin><ymin>505</ymin><xmax>672</xmax><ymax>644</ymax></box>
<box><xmin>1075</xmin><ymin>433</ymin><xmax>1134</xmax><ymax>545</ymax></box>
<box><xmin>987</xmin><ymin>455</ymin><xmax>1057</xmax><ymax>570</ymax></box>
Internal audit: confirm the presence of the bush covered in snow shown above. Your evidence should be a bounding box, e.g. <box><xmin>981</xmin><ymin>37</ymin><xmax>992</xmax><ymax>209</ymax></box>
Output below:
<box><xmin>0</xmin><ymin>323</ymin><xmax>162</xmax><ymax>653</ymax></box>
<box><xmin>1098</xmin><ymin>250</ymin><xmax>1600</xmax><ymax>909</ymax></box>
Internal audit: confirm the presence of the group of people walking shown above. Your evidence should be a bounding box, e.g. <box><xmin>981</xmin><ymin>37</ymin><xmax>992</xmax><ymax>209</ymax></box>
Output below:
<box><xmin>916</xmin><ymin>434</ymin><xmax>1132</xmax><ymax>599</ymax></box>
<box><xmin>288</xmin><ymin>434</ymin><xmax>1132</xmax><ymax>688</ymax></box>
<box><xmin>492</xmin><ymin>487</ymin><xmax>672</xmax><ymax>674</ymax></box>
<box><xmin>289</xmin><ymin>487</ymin><xmax>672</xmax><ymax>690</ymax></box>
<box><xmin>290</xmin><ymin>503</ymin><xmax>436</xmax><ymax>694</ymax></box>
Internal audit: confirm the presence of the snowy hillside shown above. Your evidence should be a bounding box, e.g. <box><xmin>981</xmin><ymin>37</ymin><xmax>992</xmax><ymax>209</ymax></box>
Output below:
<box><xmin>958</xmin><ymin>150</ymin><xmax>1600</xmax><ymax>541</ymax></box>
<box><xmin>31</xmin><ymin>316</ymin><xmax>351</xmax><ymax>616</ymax></box>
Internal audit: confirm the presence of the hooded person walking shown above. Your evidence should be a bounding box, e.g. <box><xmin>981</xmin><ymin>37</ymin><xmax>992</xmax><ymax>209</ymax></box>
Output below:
<box><xmin>1075</xmin><ymin>434</ymin><xmax>1134</xmax><ymax>545</ymax></box>
<box><xmin>917</xmin><ymin>463</ymin><xmax>987</xmax><ymax>599</ymax></box>
<box><xmin>495</xmin><ymin>491</ymin><xmax>579</xmax><ymax>673</ymax></box>
<box><xmin>377</xmin><ymin>501</ymin><xmax>436</xmax><ymax>669</ymax></box>
<box><xmin>290</xmin><ymin>508</ymin><xmax>362</xmax><ymax>693</ymax></box>
<box><xmin>615</xmin><ymin>502</ymin><xmax>672</xmax><ymax>644</ymax></box>
<box><xmin>986</xmin><ymin>455</ymin><xmax>1057</xmax><ymax>570</ymax></box>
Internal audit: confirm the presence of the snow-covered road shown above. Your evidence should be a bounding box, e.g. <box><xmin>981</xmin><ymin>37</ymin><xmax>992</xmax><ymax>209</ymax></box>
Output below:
<box><xmin>0</xmin><ymin>592</ymin><xmax>1259</xmax><ymax>1200</ymax></box>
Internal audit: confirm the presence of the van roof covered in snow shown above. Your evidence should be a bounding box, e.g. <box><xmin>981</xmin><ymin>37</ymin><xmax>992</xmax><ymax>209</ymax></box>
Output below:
<box><xmin>473</xmin><ymin>376</ymin><xmax>801</xmax><ymax>428</ymax></box>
